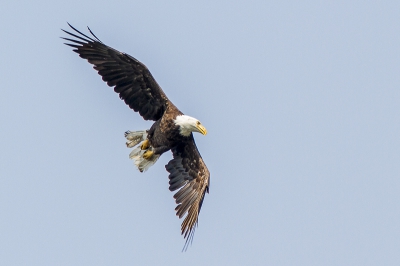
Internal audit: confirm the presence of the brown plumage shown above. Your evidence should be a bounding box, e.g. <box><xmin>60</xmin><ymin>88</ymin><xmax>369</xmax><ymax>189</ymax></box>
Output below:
<box><xmin>62</xmin><ymin>23</ymin><xmax>210</xmax><ymax>249</ymax></box>
<box><xmin>166</xmin><ymin>137</ymin><xmax>210</xmax><ymax>250</ymax></box>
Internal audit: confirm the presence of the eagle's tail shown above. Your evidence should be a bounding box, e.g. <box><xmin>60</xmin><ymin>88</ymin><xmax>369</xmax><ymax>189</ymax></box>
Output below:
<box><xmin>125</xmin><ymin>130</ymin><xmax>160</xmax><ymax>172</ymax></box>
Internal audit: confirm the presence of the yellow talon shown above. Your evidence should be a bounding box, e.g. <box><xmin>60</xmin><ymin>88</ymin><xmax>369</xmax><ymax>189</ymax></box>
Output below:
<box><xmin>141</xmin><ymin>139</ymin><xmax>150</xmax><ymax>150</ymax></box>
<box><xmin>143</xmin><ymin>150</ymin><xmax>154</xmax><ymax>159</ymax></box>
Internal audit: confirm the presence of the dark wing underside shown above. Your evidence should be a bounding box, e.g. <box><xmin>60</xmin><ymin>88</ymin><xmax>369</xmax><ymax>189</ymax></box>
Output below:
<box><xmin>62</xmin><ymin>23</ymin><xmax>170</xmax><ymax>121</ymax></box>
<box><xmin>165</xmin><ymin>135</ymin><xmax>210</xmax><ymax>250</ymax></box>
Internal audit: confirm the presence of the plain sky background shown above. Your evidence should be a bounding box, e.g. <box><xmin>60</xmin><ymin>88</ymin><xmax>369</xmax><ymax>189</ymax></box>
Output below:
<box><xmin>1</xmin><ymin>1</ymin><xmax>399</xmax><ymax>265</ymax></box>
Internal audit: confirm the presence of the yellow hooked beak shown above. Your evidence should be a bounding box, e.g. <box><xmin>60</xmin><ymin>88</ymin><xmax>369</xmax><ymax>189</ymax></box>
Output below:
<box><xmin>196</xmin><ymin>124</ymin><xmax>207</xmax><ymax>135</ymax></box>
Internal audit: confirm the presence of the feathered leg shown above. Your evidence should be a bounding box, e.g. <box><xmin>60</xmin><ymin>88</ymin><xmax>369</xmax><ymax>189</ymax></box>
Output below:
<box><xmin>125</xmin><ymin>130</ymin><xmax>160</xmax><ymax>172</ymax></box>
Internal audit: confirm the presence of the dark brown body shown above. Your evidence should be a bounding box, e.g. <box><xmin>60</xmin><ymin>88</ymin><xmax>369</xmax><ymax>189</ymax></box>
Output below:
<box><xmin>147</xmin><ymin>104</ymin><xmax>186</xmax><ymax>155</ymax></box>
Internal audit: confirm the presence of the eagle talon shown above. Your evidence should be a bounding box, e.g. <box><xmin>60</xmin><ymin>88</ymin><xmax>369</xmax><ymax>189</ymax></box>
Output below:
<box><xmin>141</xmin><ymin>139</ymin><xmax>150</xmax><ymax>150</ymax></box>
<box><xmin>143</xmin><ymin>150</ymin><xmax>154</xmax><ymax>159</ymax></box>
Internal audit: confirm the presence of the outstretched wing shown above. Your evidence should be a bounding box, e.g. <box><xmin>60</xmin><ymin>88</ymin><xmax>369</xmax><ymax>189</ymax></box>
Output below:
<box><xmin>62</xmin><ymin>23</ymin><xmax>170</xmax><ymax>121</ymax></box>
<box><xmin>165</xmin><ymin>136</ymin><xmax>210</xmax><ymax>250</ymax></box>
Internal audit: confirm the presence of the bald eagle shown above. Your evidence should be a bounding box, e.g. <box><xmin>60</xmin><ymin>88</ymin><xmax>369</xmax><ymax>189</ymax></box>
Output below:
<box><xmin>62</xmin><ymin>23</ymin><xmax>210</xmax><ymax>249</ymax></box>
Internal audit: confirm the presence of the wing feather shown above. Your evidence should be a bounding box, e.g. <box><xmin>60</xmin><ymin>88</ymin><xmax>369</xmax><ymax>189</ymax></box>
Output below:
<box><xmin>62</xmin><ymin>23</ymin><xmax>171</xmax><ymax>121</ymax></box>
<box><xmin>165</xmin><ymin>136</ymin><xmax>210</xmax><ymax>250</ymax></box>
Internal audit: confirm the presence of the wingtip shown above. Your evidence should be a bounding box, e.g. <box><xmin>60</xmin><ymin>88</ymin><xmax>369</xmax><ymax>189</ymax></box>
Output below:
<box><xmin>87</xmin><ymin>26</ymin><xmax>102</xmax><ymax>43</ymax></box>
<box><xmin>181</xmin><ymin>229</ymin><xmax>195</xmax><ymax>252</ymax></box>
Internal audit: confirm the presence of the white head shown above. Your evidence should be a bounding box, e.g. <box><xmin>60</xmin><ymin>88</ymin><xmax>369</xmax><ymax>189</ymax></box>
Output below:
<box><xmin>174</xmin><ymin>115</ymin><xmax>207</xmax><ymax>137</ymax></box>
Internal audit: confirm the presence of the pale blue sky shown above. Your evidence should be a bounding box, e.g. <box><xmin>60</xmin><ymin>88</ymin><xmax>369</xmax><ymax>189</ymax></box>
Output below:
<box><xmin>1</xmin><ymin>1</ymin><xmax>399</xmax><ymax>265</ymax></box>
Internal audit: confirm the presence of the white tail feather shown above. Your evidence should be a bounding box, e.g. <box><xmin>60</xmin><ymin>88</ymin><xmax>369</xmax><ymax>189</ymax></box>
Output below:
<box><xmin>125</xmin><ymin>130</ymin><xmax>159</xmax><ymax>172</ymax></box>
<box><xmin>125</xmin><ymin>130</ymin><xmax>147</xmax><ymax>148</ymax></box>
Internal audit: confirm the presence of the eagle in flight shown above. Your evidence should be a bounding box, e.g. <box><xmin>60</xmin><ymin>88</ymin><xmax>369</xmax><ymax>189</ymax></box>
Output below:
<box><xmin>62</xmin><ymin>23</ymin><xmax>210</xmax><ymax>250</ymax></box>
